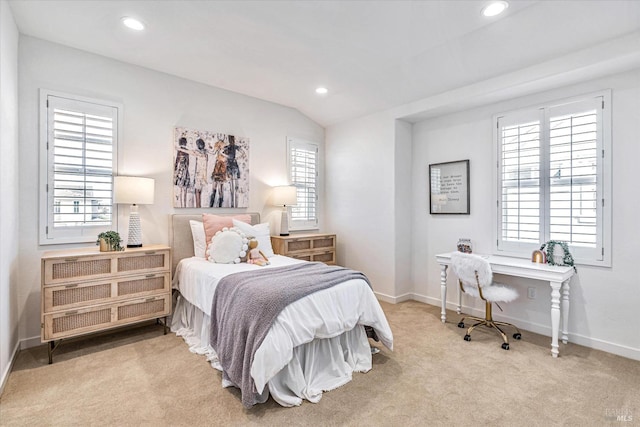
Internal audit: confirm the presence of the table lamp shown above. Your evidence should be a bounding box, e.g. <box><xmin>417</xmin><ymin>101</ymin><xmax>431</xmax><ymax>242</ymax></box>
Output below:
<box><xmin>114</xmin><ymin>176</ymin><xmax>155</xmax><ymax>248</ymax></box>
<box><xmin>272</xmin><ymin>185</ymin><xmax>297</xmax><ymax>236</ymax></box>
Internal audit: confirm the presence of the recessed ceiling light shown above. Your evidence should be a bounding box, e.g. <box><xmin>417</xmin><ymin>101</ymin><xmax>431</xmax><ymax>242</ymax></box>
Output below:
<box><xmin>482</xmin><ymin>1</ymin><xmax>509</xmax><ymax>17</ymax></box>
<box><xmin>122</xmin><ymin>17</ymin><xmax>145</xmax><ymax>31</ymax></box>
<box><xmin>315</xmin><ymin>87</ymin><xmax>328</xmax><ymax>95</ymax></box>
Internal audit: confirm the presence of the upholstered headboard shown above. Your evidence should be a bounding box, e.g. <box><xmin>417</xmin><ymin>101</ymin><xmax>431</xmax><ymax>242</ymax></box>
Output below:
<box><xmin>169</xmin><ymin>213</ymin><xmax>261</xmax><ymax>276</ymax></box>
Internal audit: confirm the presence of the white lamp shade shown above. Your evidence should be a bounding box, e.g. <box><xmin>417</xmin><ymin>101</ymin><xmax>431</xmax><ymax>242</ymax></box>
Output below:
<box><xmin>114</xmin><ymin>176</ymin><xmax>155</xmax><ymax>205</ymax></box>
<box><xmin>272</xmin><ymin>185</ymin><xmax>297</xmax><ymax>206</ymax></box>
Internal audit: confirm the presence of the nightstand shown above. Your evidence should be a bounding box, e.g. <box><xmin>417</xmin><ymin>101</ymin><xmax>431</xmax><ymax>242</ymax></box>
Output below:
<box><xmin>41</xmin><ymin>245</ymin><xmax>172</xmax><ymax>363</ymax></box>
<box><xmin>270</xmin><ymin>233</ymin><xmax>336</xmax><ymax>265</ymax></box>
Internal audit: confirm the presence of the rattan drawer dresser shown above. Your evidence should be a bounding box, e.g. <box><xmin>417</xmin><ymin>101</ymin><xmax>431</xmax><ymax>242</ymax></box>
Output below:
<box><xmin>270</xmin><ymin>233</ymin><xmax>336</xmax><ymax>265</ymax></box>
<box><xmin>41</xmin><ymin>245</ymin><xmax>171</xmax><ymax>363</ymax></box>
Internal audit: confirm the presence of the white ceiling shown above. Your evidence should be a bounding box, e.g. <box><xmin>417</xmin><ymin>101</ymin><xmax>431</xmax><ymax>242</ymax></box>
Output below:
<box><xmin>8</xmin><ymin>0</ymin><xmax>640</xmax><ymax>126</ymax></box>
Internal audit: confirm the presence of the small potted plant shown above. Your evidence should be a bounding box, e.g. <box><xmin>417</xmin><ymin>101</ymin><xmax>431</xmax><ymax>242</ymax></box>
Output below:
<box><xmin>96</xmin><ymin>231</ymin><xmax>124</xmax><ymax>252</ymax></box>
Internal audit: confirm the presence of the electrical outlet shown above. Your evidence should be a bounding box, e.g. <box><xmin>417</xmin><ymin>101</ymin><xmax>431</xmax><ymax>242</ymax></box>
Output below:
<box><xmin>527</xmin><ymin>287</ymin><xmax>536</xmax><ymax>299</ymax></box>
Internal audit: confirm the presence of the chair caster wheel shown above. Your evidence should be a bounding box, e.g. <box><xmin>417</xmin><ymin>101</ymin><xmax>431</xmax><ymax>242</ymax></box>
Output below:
<box><xmin>513</xmin><ymin>333</ymin><xmax>522</xmax><ymax>340</ymax></box>
<box><xmin>464</xmin><ymin>335</ymin><xmax>471</xmax><ymax>341</ymax></box>
<box><xmin>502</xmin><ymin>343</ymin><xmax>510</xmax><ymax>350</ymax></box>
<box><xmin>458</xmin><ymin>322</ymin><xmax>465</xmax><ymax>328</ymax></box>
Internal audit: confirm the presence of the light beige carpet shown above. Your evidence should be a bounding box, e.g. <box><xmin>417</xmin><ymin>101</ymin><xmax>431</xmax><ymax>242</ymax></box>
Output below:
<box><xmin>1</xmin><ymin>301</ymin><xmax>638</xmax><ymax>426</ymax></box>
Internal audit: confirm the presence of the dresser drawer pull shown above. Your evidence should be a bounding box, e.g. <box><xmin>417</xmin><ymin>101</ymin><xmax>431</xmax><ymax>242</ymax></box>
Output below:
<box><xmin>64</xmin><ymin>258</ymin><xmax>79</xmax><ymax>262</ymax></box>
<box><xmin>145</xmin><ymin>297</ymin><xmax>157</xmax><ymax>302</ymax></box>
<box><xmin>64</xmin><ymin>310</ymin><xmax>78</xmax><ymax>316</ymax></box>
<box><xmin>144</xmin><ymin>251</ymin><xmax>156</xmax><ymax>255</ymax></box>
<box><xmin>145</xmin><ymin>274</ymin><xmax>156</xmax><ymax>278</ymax></box>
<box><xmin>64</xmin><ymin>284</ymin><xmax>79</xmax><ymax>289</ymax></box>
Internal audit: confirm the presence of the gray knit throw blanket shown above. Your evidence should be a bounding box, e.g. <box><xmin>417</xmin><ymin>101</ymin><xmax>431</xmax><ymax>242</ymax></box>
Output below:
<box><xmin>210</xmin><ymin>262</ymin><xmax>370</xmax><ymax>408</ymax></box>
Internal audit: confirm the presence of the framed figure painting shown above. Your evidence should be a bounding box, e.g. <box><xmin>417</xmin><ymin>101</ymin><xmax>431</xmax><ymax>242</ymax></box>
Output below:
<box><xmin>429</xmin><ymin>160</ymin><xmax>470</xmax><ymax>214</ymax></box>
<box><xmin>173</xmin><ymin>127</ymin><xmax>250</xmax><ymax>208</ymax></box>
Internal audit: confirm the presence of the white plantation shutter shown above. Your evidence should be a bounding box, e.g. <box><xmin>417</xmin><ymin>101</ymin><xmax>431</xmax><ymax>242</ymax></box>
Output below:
<box><xmin>40</xmin><ymin>92</ymin><xmax>120</xmax><ymax>244</ymax></box>
<box><xmin>495</xmin><ymin>92</ymin><xmax>609</xmax><ymax>265</ymax></box>
<box><xmin>498</xmin><ymin>112</ymin><xmax>542</xmax><ymax>250</ymax></box>
<box><xmin>547</xmin><ymin>98</ymin><xmax>602</xmax><ymax>260</ymax></box>
<box><xmin>288</xmin><ymin>137</ymin><xmax>318</xmax><ymax>230</ymax></box>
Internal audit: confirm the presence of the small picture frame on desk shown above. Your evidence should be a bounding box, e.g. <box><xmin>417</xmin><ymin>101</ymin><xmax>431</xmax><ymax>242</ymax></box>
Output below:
<box><xmin>429</xmin><ymin>159</ymin><xmax>470</xmax><ymax>214</ymax></box>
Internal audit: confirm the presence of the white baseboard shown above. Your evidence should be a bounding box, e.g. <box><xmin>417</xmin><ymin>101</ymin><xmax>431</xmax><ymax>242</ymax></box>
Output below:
<box><xmin>564</xmin><ymin>332</ymin><xmax>640</xmax><ymax>361</ymax></box>
<box><xmin>406</xmin><ymin>293</ymin><xmax>640</xmax><ymax>361</ymax></box>
<box><xmin>0</xmin><ymin>339</ymin><xmax>20</xmax><ymax>397</ymax></box>
<box><xmin>374</xmin><ymin>291</ymin><xmax>413</xmax><ymax>304</ymax></box>
<box><xmin>409</xmin><ymin>293</ymin><xmax>435</xmax><ymax>305</ymax></box>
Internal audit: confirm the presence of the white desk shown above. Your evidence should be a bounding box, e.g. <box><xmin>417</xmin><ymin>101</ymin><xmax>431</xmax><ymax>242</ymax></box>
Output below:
<box><xmin>435</xmin><ymin>252</ymin><xmax>575</xmax><ymax>358</ymax></box>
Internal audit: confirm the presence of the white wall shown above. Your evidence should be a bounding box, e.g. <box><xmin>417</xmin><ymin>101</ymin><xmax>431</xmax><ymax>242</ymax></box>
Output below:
<box><xmin>411</xmin><ymin>69</ymin><xmax>640</xmax><ymax>359</ymax></box>
<box><xmin>17</xmin><ymin>36</ymin><xmax>324</xmax><ymax>345</ymax></box>
<box><xmin>325</xmin><ymin>112</ymin><xmax>398</xmax><ymax>300</ymax></box>
<box><xmin>394</xmin><ymin>120</ymin><xmax>413</xmax><ymax>300</ymax></box>
<box><xmin>0</xmin><ymin>0</ymin><xmax>20</xmax><ymax>392</ymax></box>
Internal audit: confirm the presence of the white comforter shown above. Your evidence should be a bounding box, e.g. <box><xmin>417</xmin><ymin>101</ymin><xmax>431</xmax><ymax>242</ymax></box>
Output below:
<box><xmin>172</xmin><ymin>255</ymin><xmax>393</xmax><ymax>406</ymax></box>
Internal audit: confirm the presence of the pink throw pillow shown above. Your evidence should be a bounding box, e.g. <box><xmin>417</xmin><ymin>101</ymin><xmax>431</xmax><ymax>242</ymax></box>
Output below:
<box><xmin>202</xmin><ymin>214</ymin><xmax>251</xmax><ymax>245</ymax></box>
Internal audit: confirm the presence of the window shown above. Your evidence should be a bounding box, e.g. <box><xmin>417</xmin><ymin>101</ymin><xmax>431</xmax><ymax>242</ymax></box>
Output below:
<box><xmin>287</xmin><ymin>137</ymin><xmax>319</xmax><ymax>230</ymax></box>
<box><xmin>39</xmin><ymin>90</ymin><xmax>121</xmax><ymax>245</ymax></box>
<box><xmin>494</xmin><ymin>91</ymin><xmax>611</xmax><ymax>266</ymax></box>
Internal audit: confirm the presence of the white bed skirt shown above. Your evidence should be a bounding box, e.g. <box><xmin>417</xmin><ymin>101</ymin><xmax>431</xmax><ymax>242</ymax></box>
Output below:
<box><xmin>171</xmin><ymin>294</ymin><xmax>374</xmax><ymax>407</ymax></box>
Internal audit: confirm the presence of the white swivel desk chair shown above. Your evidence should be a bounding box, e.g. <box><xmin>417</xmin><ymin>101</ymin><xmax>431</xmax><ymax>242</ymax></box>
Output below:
<box><xmin>450</xmin><ymin>251</ymin><xmax>522</xmax><ymax>350</ymax></box>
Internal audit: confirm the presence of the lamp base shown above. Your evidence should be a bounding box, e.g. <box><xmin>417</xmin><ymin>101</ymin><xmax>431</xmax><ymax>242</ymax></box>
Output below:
<box><xmin>127</xmin><ymin>207</ymin><xmax>143</xmax><ymax>248</ymax></box>
<box><xmin>279</xmin><ymin>208</ymin><xmax>290</xmax><ymax>236</ymax></box>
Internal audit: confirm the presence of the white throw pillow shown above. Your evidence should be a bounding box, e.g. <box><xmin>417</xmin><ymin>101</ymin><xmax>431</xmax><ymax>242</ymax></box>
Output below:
<box><xmin>232</xmin><ymin>219</ymin><xmax>275</xmax><ymax>257</ymax></box>
<box><xmin>189</xmin><ymin>220</ymin><xmax>206</xmax><ymax>258</ymax></box>
<box><xmin>206</xmin><ymin>227</ymin><xmax>248</xmax><ymax>264</ymax></box>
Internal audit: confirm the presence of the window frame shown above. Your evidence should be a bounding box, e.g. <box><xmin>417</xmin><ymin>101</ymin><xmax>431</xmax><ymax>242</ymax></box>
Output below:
<box><xmin>492</xmin><ymin>90</ymin><xmax>612</xmax><ymax>267</ymax></box>
<box><xmin>39</xmin><ymin>89</ymin><xmax>122</xmax><ymax>245</ymax></box>
<box><xmin>287</xmin><ymin>136</ymin><xmax>319</xmax><ymax>231</ymax></box>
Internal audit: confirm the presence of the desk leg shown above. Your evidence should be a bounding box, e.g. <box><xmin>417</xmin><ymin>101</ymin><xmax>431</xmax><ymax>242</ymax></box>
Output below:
<box><xmin>440</xmin><ymin>264</ymin><xmax>448</xmax><ymax>323</ymax></box>
<box><xmin>550</xmin><ymin>280</ymin><xmax>562</xmax><ymax>358</ymax></box>
<box><xmin>561</xmin><ymin>279</ymin><xmax>570</xmax><ymax>344</ymax></box>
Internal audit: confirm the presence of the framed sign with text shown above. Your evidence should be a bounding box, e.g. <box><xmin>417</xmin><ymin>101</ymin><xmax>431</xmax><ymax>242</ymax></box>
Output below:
<box><xmin>429</xmin><ymin>159</ymin><xmax>470</xmax><ymax>214</ymax></box>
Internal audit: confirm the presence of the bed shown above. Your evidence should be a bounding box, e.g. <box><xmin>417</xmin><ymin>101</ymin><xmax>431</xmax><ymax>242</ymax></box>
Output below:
<box><xmin>169</xmin><ymin>213</ymin><xmax>393</xmax><ymax>408</ymax></box>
